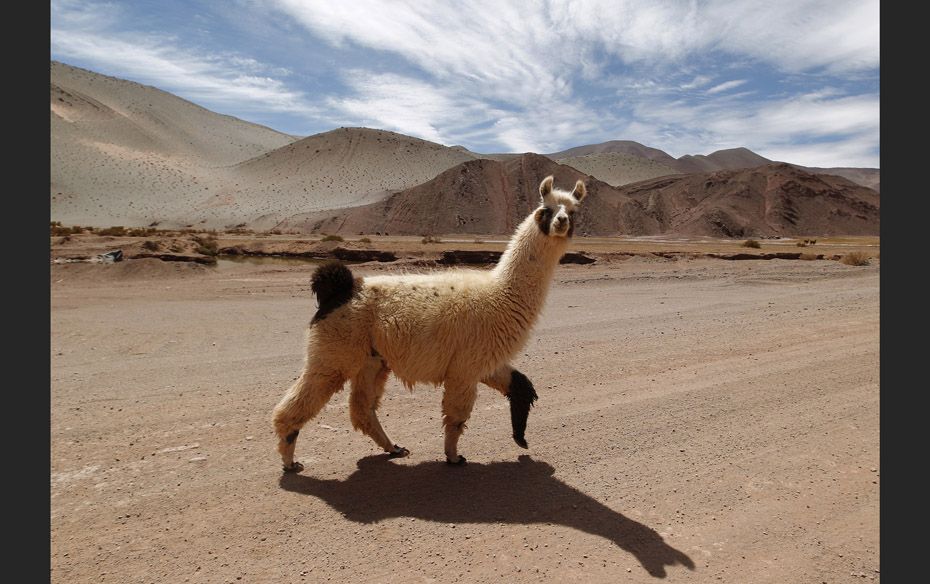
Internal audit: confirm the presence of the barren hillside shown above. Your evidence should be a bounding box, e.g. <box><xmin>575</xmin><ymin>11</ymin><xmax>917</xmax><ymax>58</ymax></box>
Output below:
<box><xmin>50</xmin><ymin>62</ymin><xmax>880</xmax><ymax>233</ymax></box>
<box><xmin>615</xmin><ymin>163</ymin><xmax>880</xmax><ymax>237</ymax></box>
<box><xmin>232</xmin><ymin>127</ymin><xmax>476</xmax><ymax>230</ymax></box>
<box><xmin>550</xmin><ymin>140</ymin><xmax>679</xmax><ymax>165</ymax></box>
<box><xmin>286</xmin><ymin>161</ymin><xmax>879</xmax><ymax>237</ymax></box>
<box><xmin>281</xmin><ymin>154</ymin><xmax>658</xmax><ymax>236</ymax></box>
<box><xmin>51</xmin><ymin>61</ymin><xmax>296</xmax><ymax>228</ymax></box>
<box><xmin>557</xmin><ymin>152</ymin><xmax>681</xmax><ymax>186</ymax></box>
<box><xmin>549</xmin><ymin>141</ymin><xmax>879</xmax><ymax>192</ymax></box>
<box><xmin>675</xmin><ymin>147</ymin><xmax>772</xmax><ymax>174</ymax></box>
<box><xmin>51</xmin><ymin>62</ymin><xmax>474</xmax><ymax>230</ymax></box>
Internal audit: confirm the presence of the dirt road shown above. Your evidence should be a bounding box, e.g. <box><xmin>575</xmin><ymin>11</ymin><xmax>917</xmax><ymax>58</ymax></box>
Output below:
<box><xmin>51</xmin><ymin>257</ymin><xmax>879</xmax><ymax>583</ymax></box>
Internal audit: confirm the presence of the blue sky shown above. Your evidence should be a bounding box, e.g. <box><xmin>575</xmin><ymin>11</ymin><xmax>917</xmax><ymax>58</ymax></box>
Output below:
<box><xmin>50</xmin><ymin>0</ymin><xmax>880</xmax><ymax>168</ymax></box>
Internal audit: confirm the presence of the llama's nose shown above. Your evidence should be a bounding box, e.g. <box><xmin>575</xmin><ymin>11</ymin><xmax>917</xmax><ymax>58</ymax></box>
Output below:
<box><xmin>555</xmin><ymin>216</ymin><xmax>567</xmax><ymax>228</ymax></box>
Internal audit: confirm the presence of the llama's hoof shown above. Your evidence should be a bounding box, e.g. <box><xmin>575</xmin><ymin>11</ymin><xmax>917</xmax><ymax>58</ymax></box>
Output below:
<box><xmin>513</xmin><ymin>435</ymin><xmax>529</xmax><ymax>449</ymax></box>
<box><xmin>282</xmin><ymin>461</ymin><xmax>304</xmax><ymax>473</ymax></box>
<box><xmin>445</xmin><ymin>455</ymin><xmax>467</xmax><ymax>466</ymax></box>
<box><xmin>388</xmin><ymin>445</ymin><xmax>410</xmax><ymax>458</ymax></box>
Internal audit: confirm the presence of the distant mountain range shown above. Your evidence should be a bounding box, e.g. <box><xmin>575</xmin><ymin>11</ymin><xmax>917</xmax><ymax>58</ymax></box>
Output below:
<box><xmin>50</xmin><ymin>60</ymin><xmax>879</xmax><ymax>236</ymax></box>
<box><xmin>291</xmin><ymin>154</ymin><xmax>878</xmax><ymax>237</ymax></box>
<box><xmin>547</xmin><ymin>141</ymin><xmax>879</xmax><ymax>191</ymax></box>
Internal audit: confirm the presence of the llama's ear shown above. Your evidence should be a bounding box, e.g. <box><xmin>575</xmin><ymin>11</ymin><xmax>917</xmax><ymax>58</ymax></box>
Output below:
<box><xmin>571</xmin><ymin>180</ymin><xmax>587</xmax><ymax>203</ymax></box>
<box><xmin>539</xmin><ymin>175</ymin><xmax>554</xmax><ymax>202</ymax></box>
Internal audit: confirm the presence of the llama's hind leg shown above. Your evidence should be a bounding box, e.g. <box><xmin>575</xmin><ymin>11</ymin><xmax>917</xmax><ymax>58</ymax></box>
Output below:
<box><xmin>442</xmin><ymin>381</ymin><xmax>478</xmax><ymax>465</ymax></box>
<box><xmin>272</xmin><ymin>366</ymin><xmax>345</xmax><ymax>472</ymax></box>
<box><xmin>349</xmin><ymin>356</ymin><xmax>409</xmax><ymax>458</ymax></box>
<box><xmin>481</xmin><ymin>365</ymin><xmax>539</xmax><ymax>449</ymax></box>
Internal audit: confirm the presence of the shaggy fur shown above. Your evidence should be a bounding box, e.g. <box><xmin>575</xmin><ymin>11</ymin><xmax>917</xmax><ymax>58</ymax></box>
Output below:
<box><xmin>310</xmin><ymin>261</ymin><xmax>357</xmax><ymax>323</ymax></box>
<box><xmin>272</xmin><ymin>175</ymin><xmax>587</xmax><ymax>471</ymax></box>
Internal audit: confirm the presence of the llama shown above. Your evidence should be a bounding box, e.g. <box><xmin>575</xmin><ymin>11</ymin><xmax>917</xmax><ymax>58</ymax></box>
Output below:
<box><xmin>272</xmin><ymin>175</ymin><xmax>587</xmax><ymax>471</ymax></box>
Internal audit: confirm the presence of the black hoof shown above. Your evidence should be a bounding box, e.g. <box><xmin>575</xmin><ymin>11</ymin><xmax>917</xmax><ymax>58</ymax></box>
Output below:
<box><xmin>513</xmin><ymin>435</ymin><xmax>528</xmax><ymax>449</ymax></box>
<box><xmin>445</xmin><ymin>455</ymin><xmax>467</xmax><ymax>466</ymax></box>
<box><xmin>283</xmin><ymin>461</ymin><xmax>304</xmax><ymax>473</ymax></box>
<box><xmin>388</xmin><ymin>445</ymin><xmax>410</xmax><ymax>458</ymax></box>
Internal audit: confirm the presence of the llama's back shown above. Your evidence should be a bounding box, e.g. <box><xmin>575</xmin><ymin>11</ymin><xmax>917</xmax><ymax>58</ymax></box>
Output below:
<box><xmin>360</xmin><ymin>269</ymin><xmax>520</xmax><ymax>384</ymax></box>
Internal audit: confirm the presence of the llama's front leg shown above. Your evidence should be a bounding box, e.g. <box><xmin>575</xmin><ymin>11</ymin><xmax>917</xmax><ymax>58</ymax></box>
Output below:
<box><xmin>349</xmin><ymin>356</ymin><xmax>409</xmax><ymax>458</ymax></box>
<box><xmin>481</xmin><ymin>365</ymin><xmax>539</xmax><ymax>448</ymax></box>
<box><xmin>442</xmin><ymin>381</ymin><xmax>478</xmax><ymax>465</ymax></box>
<box><xmin>272</xmin><ymin>365</ymin><xmax>345</xmax><ymax>472</ymax></box>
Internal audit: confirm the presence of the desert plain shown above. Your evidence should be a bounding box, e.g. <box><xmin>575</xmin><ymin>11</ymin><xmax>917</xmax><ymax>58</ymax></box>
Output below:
<box><xmin>51</xmin><ymin>237</ymin><xmax>879</xmax><ymax>583</ymax></box>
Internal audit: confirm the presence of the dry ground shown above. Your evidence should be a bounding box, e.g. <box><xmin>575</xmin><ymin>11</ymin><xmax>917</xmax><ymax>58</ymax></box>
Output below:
<box><xmin>51</xmin><ymin>253</ymin><xmax>879</xmax><ymax>583</ymax></box>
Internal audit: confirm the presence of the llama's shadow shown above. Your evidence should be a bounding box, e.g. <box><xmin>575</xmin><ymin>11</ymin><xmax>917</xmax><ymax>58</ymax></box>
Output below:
<box><xmin>279</xmin><ymin>454</ymin><xmax>694</xmax><ymax>578</ymax></box>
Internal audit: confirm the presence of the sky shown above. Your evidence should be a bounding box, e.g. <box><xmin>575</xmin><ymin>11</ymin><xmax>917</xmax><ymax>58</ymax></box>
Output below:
<box><xmin>50</xmin><ymin>0</ymin><xmax>880</xmax><ymax>168</ymax></box>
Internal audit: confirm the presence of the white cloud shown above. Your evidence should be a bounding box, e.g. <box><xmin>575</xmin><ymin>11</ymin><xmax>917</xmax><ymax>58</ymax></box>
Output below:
<box><xmin>329</xmin><ymin>70</ymin><xmax>604</xmax><ymax>154</ymax></box>
<box><xmin>706</xmin><ymin>79</ymin><xmax>747</xmax><ymax>94</ymax></box>
<box><xmin>330</xmin><ymin>72</ymin><xmax>492</xmax><ymax>144</ymax></box>
<box><xmin>627</xmin><ymin>90</ymin><xmax>880</xmax><ymax>167</ymax></box>
<box><xmin>550</xmin><ymin>0</ymin><xmax>879</xmax><ymax>73</ymax></box>
<box><xmin>51</xmin><ymin>0</ymin><xmax>880</xmax><ymax>167</ymax></box>
<box><xmin>680</xmin><ymin>75</ymin><xmax>713</xmax><ymax>90</ymax></box>
<box><xmin>51</xmin><ymin>0</ymin><xmax>313</xmax><ymax>117</ymax></box>
<box><xmin>266</xmin><ymin>0</ymin><xmax>566</xmax><ymax>106</ymax></box>
<box><xmin>758</xmin><ymin>140</ymin><xmax>879</xmax><ymax>169</ymax></box>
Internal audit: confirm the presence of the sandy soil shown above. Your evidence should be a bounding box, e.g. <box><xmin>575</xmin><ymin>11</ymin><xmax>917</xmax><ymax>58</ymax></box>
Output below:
<box><xmin>51</xmin><ymin>256</ymin><xmax>879</xmax><ymax>583</ymax></box>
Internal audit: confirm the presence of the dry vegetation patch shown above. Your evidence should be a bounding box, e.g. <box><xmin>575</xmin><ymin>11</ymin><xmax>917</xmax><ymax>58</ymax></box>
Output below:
<box><xmin>840</xmin><ymin>251</ymin><xmax>870</xmax><ymax>266</ymax></box>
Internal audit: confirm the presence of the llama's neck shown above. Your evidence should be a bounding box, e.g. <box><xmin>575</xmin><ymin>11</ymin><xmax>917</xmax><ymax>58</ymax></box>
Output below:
<box><xmin>492</xmin><ymin>213</ymin><xmax>568</xmax><ymax>313</ymax></box>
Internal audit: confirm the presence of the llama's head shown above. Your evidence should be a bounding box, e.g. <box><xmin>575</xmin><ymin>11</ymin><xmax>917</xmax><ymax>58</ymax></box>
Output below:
<box><xmin>534</xmin><ymin>175</ymin><xmax>587</xmax><ymax>238</ymax></box>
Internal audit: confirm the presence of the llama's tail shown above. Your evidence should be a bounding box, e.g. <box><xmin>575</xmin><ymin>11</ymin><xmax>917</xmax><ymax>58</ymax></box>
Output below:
<box><xmin>310</xmin><ymin>260</ymin><xmax>356</xmax><ymax>323</ymax></box>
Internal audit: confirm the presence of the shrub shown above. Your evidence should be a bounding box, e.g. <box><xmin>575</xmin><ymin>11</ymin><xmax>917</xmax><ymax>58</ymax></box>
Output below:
<box><xmin>97</xmin><ymin>226</ymin><xmax>127</xmax><ymax>236</ymax></box>
<box><xmin>192</xmin><ymin>235</ymin><xmax>218</xmax><ymax>256</ymax></box>
<box><xmin>321</xmin><ymin>234</ymin><xmax>344</xmax><ymax>242</ymax></box>
<box><xmin>741</xmin><ymin>239</ymin><xmax>761</xmax><ymax>249</ymax></box>
<box><xmin>840</xmin><ymin>251</ymin><xmax>870</xmax><ymax>266</ymax></box>
<box><xmin>141</xmin><ymin>240</ymin><xmax>161</xmax><ymax>251</ymax></box>
<box><xmin>358</xmin><ymin>237</ymin><xmax>372</xmax><ymax>244</ymax></box>
<box><xmin>51</xmin><ymin>224</ymin><xmax>83</xmax><ymax>236</ymax></box>
<box><xmin>421</xmin><ymin>235</ymin><xmax>442</xmax><ymax>244</ymax></box>
<box><xmin>799</xmin><ymin>253</ymin><xmax>818</xmax><ymax>261</ymax></box>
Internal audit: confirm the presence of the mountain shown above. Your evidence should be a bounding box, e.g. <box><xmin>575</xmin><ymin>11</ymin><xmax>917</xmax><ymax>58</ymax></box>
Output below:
<box><xmin>51</xmin><ymin>60</ymin><xmax>296</xmax><ymax>228</ymax></box>
<box><xmin>800</xmin><ymin>166</ymin><xmax>881</xmax><ymax>193</ymax></box>
<box><xmin>233</xmin><ymin>127</ymin><xmax>476</xmax><ymax>230</ymax></box>
<box><xmin>51</xmin><ymin>62</ymin><xmax>474</xmax><ymax>229</ymax></box>
<box><xmin>674</xmin><ymin>147</ymin><xmax>772</xmax><ymax>174</ymax></box>
<box><xmin>551</xmin><ymin>140</ymin><xmax>880</xmax><ymax>192</ymax></box>
<box><xmin>282</xmin><ymin>159</ymin><xmax>878</xmax><ymax>238</ymax></box>
<box><xmin>613</xmin><ymin>163</ymin><xmax>880</xmax><ymax>237</ymax></box>
<box><xmin>280</xmin><ymin>153</ymin><xmax>657</xmax><ymax>236</ymax></box>
<box><xmin>50</xmin><ymin>61</ymin><xmax>880</xmax><ymax>234</ymax></box>
<box><xmin>550</xmin><ymin>152</ymin><xmax>680</xmax><ymax>187</ymax></box>
<box><xmin>549</xmin><ymin>140</ymin><xmax>679</xmax><ymax>165</ymax></box>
